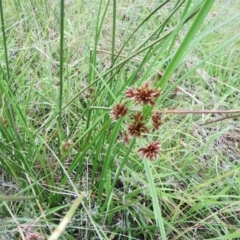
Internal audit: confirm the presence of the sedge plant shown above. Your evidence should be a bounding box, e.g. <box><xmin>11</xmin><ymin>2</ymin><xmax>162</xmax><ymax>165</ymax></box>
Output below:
<box><xmin>0</xmin><ymin>0</ymin><xmax>240</xmax><ymax>239</ymax></box>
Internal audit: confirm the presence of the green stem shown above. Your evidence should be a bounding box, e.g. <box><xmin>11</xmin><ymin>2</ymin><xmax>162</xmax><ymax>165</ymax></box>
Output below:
<box><xmin>58</xmin><ymin>0</ymin><xmax>65</xmax><ymax>159</ymax></box>
<box><xmin>111</xmin><ymin>0</ymin><xmax>116</xmax><ymax>64</ymax></box>
<box><xmin>0</xmin><ymin>0</ymin><xmax>10</xmax><ymax>80</ymax></box>
<box><xmin>144</xmin><ymin>160</ymin><xmax>167</xmax><ymax>239</ymax></box>
<box><xmin>0</xmin><ymin>0</ymin><xmax>21</xmax><ymax>146</ymax></box>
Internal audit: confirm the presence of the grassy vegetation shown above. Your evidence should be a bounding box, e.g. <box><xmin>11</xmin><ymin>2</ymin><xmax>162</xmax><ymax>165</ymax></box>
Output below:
<box><xmin>0</xmin><ymin>0</ymin><xmax>240</xmax><ymax>239</ymax></box>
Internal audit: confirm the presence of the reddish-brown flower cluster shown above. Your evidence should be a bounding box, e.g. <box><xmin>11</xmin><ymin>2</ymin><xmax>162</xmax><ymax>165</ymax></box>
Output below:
<box><xmin>138</xmin><ymin>142</ymin><xmax>160</xmax><ymax>160</ymax></box>
<box><xmin>128</xmin><ymin>112</ymin><xmax>148</xmax><ymax>137</ymax></box>
<box><xmin>111</xmin><ymin>103</ymin><xmax>128</xmax><ymax>120</ymax></box>
<box><xmin>109</xmin><ymin>81</ymin><xmax>163</xmax><ymax>160</ymax></box>
<box><xmin>151</xmin><ymin>112</ymin><xmax>162</xmax><ymax>130</ymax></box>
<box><xmin>125</xmin><ymin>82</ymin><xmax>160</xmax><ymax>106</ymax></box>
<box><xmin>128</xmin><ymin>113</ymin><xmax>148</xmax><ymax>137</ymax></box>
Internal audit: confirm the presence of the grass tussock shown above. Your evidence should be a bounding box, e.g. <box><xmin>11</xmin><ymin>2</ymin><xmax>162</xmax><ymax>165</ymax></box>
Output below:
<box><xmin>0</xmin><ymin>0</ymin><xmax>240</xmax><ymax>239</ymax></box>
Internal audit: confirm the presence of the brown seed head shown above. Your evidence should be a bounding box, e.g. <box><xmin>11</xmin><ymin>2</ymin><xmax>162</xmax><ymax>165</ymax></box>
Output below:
<box><xmin>128</xmin><ymin>112</ymin><xmax>148</xmax><ymax>137</ymax></box>
<box><xmin>125</xmin><ymin>82</ymin><xmax>160</xmax><ymax>106</ymax></box>
<box><xmin>138</xmin><ymin>142</ymin><xmax>160</xmax><ymax>161</ymax></box>
<box><xmin>110</xmin><ymin>103</ymin><xmax>128</xmax><ymax>120</ymax></box>
<box><xmin>151</xmin><ymin>112</ymin><xmax>163</xmax><ymax>130</ymax></box>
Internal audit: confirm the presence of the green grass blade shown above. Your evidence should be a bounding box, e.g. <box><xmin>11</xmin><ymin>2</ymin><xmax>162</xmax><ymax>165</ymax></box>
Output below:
<box><xmin>159</xmin><ymin>0</ymin><xmax>214</xmax><ymax>89</ymax></box>
<box><xmin>111</xmin><ymin>0</ymin><xmax>116</xmax><ymax>64</ymax></box>
<box><xmin>144</xmin><ymin>159</ymin><xmax>167</xmax><ymax>239</ymax></box>
<box><xmin>98</xmin><ymin>119</ymin><xmax>123</xmax><ymax>202</ymax></box>
<box><xmin>58</xmin><ymin>0</ymin><xmax>65</xmax><ymax>159</ymax></box>
<box><xmin>0</xmin><ymin>0</ymin><xmax>10</xmax><ymax>80</ymax></box>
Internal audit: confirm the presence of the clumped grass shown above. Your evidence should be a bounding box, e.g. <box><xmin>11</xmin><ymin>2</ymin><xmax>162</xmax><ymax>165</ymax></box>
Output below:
<box><xmin>1</xmin><ymin>0</ymin><xmax>240</xmax><ymax>239</ymax></box>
